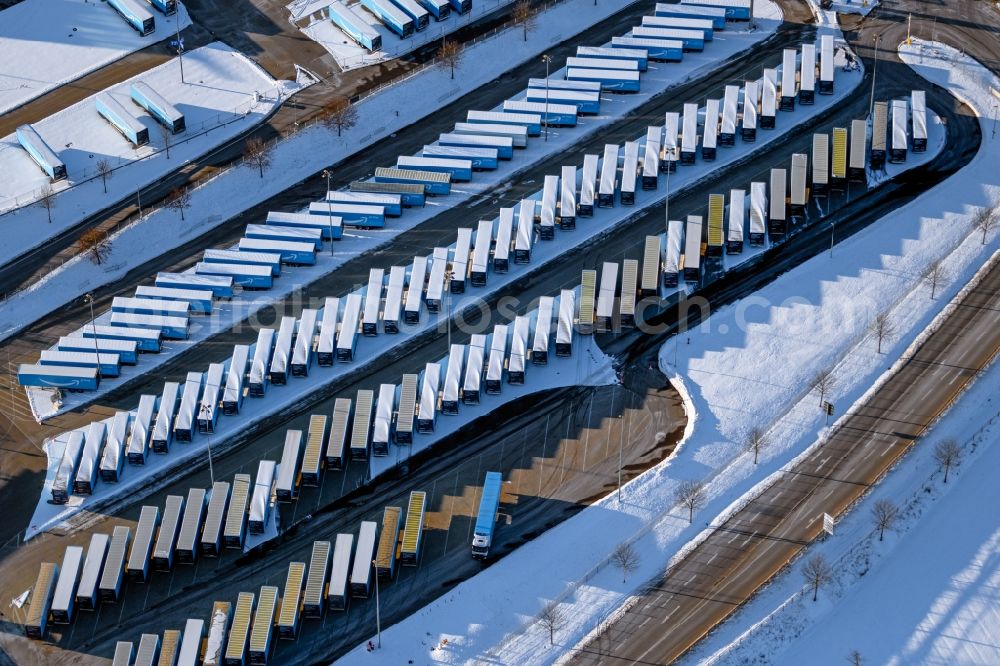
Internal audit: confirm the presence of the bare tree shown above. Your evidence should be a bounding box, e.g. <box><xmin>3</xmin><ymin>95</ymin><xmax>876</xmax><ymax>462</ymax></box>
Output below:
<box><xmin>160</xmin><ymin>124</ymin><xmax>173</xmax><ymax>159</ymax></box>
<box><xmin>38</xmin><ymin>183</ymin><xmax>56</xmax><ymax>223</ymax></box>
<box><xmin>972</xmin><ymin>205</ymin><xmax>998</xmax><ymax>245</ymax></box>
<box><xmin>539</xmin><ymin>602</ymin><xmax>563</xmax><ymax>646</ymax></box>
<box><xmin>166</xmin><ymin>187</ymin><xmax>191</xmax><ymax>221</ymax></box>
<box><xmin>802</xmin><ymin>553</ymin><xmax>833</xmax><ymax>601</ymax></box>
<box><xmin>96</xmin><ymin>158</ymin><xmax>113</xmax><ymax>194</ymax></box>
<box><xmin>868</xmin><ymin>311</ymin><xmax>896</xmax><ymax>354</ymax></box>
<box><xmin>745</xmin><ymin>426</ymin><xmax>768</xmax><ymax>465</ymax></box>
<box><xmin>870</xmin><ymin>499</ymin><xmax>899</xmax><ymax>542</ymax></box>
<box><xmin>847</xmin><ymin>649</ymin><xmax>864</xmax><ymax>666</ymax></box>
<box><xmin>812</xmin><ymin>368</ymin><xmax>836</xmax><ymax>408</ymax></box>
<box><xmin>675</xmin><ymin>480</ymin><xmax>706</xmax><ymax>524</ymax></box>
<box><xmin>512</xmin><ymin>0</ymin><xmax>537</xmax><ymax>42</ymax></box>
<box><xmin>323</xmin><ymin>96</ymin><xmax>359</xmax><ymax>137</ymax></box>
<box><xmin>611</xmin><ymin>542</ymin><xmax>640</xmax><ymax>584</ymax></box>
<box><xmin>437</xmin><ymin>39</ymin><xmax>464</xmax><ymax>80</ymax></box>
<box><xmin>78</xmin><ymin>228</ymin><xmax>112</xmax><ymax>265</ymax></box>
<box><xmin>933</xmin><ymin>438</ymin><xmax>961</xmax><ymax>483</ymax></box>
<box><xmin>923</xmin><ymin>259</ymin><xmax>948</xmax><ymax>299</ymax></box>
<box><xmin>244</xmin><ymin>137</ymin><xmax>272</xmax><ymax>178</ymax></box>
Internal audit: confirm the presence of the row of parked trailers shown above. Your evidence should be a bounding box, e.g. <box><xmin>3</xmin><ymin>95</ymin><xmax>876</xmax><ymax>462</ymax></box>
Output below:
<box><xmin>31</xmin><ymin>37</ymin><xmax>844</xmax><ymax>486</ymax></box>
<box><xmin>326</xmin><ymin>0</ymin><xmax>472</xmax><ymax>52</ymax></box>
<box><xmin>32</xmin><ymin>37</ymin><xmax>853</xmax><ymax>507</ymax></box>
<box><xmin>16</xmin><ymin>78</ymin><xmax>185</xmax><ymax>183</ymax></box>
<box><xmin>19</xmin><ymin>5</ymin><xmax>746</xmax><ymax>386</ymax></box>
<box><xmin>92</xmin><ymin>466</ymin><xmax>503</xmax><ymax>664</ymax></box>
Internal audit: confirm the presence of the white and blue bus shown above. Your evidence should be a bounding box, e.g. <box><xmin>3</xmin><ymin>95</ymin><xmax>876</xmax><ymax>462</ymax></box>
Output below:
<box><xmin>16</xmin><ymin>124</ymin><xmax>67</xmax><ymax>181</ymax></box>
<box><xmin>108</xmin><ymin>0</ymin><xmax>155</xmax><ymax>36</ymax></box>
<box><xmin>130</xmin><ymin>81</ymin><xmax>185</xmax><ymax>133</ymax></box>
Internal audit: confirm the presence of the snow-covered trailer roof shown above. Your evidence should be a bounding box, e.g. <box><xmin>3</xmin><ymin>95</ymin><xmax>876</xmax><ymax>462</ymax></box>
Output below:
<box><xmin>643</xmin><ymin>126</ymin><xmax>661</xmax><ymax>179</ymax></box>
<box><xmin>516</xmin><ymin>199</ymin><xmax>536</xmax><ymax>254</ymax></box>
<box><xmin>891</xmin><ymin>98</ymin><xmax>908</xmax><ymax>152</ymax></box>
<box><xmin>464</xmin><ymin>335</ymin><xmax>487</xmax><ymax>397</ymax></box>
<box><xmin>373</xmin><ymin>384</ymin><xmax>395</xmax><ymax>449</ymax></box>
<box><xmin>790</xmin><ymin>153</ymin><xmax>808</xmax><ymax>206</ymax></box>
<box><xmin>443</xmin><ymin>344</ymin><xmax>465</xmax><ymax>406</ymax></box>
<box><xmin>270</xmin><ymin>316</ymin><xmax>296</xmax><ymax>379</ymax></box>
<box><xmin>800</xmin><ymin>43</ymin><xmax>816</xmax><ymax>94</ymax></box>
<box><xmin>249</xmin><ymin>328</ymin><xmax>275</xmax><ymax>389</ymax></box>
<box><xmin>420</xmin><ymin>363</ymin><xmax>441</xmax><ymax>423</ymax></box>
<box><xmin>762</xmin><ymin>69</ymin><xmax>778</xmax><ymax>116</ymax></box>
<box><xmin>621</xmin><ymin>141</ymin><xmax>639</xmax><ymax>196</ymax></box>
<box><xmin>780</xmin><ymin>48</ymin><xmax>797</xmax><ymax>99</ymax></box>
<box><xmin>580</xmin><ymin>154</ymin><xmax>598</xmax><ymax>210</ymax></box>
<box><xmin>404</xmin><ymin>256</ymin><xmax>428</xmax><ymax>318</ymax></box>
<box><xmin>557</xmin><ymin>290</ymin><xmax>575</xmax><ymax>348</ymax></box>
<box><xmin>336</xmin><ymin>294</ymin><xmax>362</xmax><ymax>358</ymax></box>
<box><xmin>911</xmin><ymin>90</ymin><xmax>927</xmax><ymax>142</ymax></box>
<box><xmin>769</xmin><ymin>169</ymin><xmax>787</xmax><ymax>221</ymax></box>
<box><xmin>728</xmin><ymin>189</ymin><xmax>746</xmax><ymax>244</ymax></box>
<box><xmin>384</xmin><ymin>266</ymin><xmax>406</xmax><ymax>325</ymax></box>
<box><xmin>472</xmin><ymin>220</ymin><xmax>493</xmax><ymax>278</ymax></box>
<box><xmin>486</xmin><ymin>325</ymin><xmax>508</xmax><ymax>384</ymax></box>
<box><xmin>426</xmin><ymin>247</ymin><xmax>448</xmax><ymax>304</ymax></box>
<box><xmin>495</xmin><ymin>209</ymin><xmax>513</xmax><ymax>266</ymax></box>
<box><xmin>721</xmin><ymin>85</ymin><xmax>739</xmax><ymax>136</ymax></box>
<box><xmin>509</xmin><ymin>316</ymin><xmax>530</xmax><ymax>376</ymax></box>
<box><xmin>363</xmin><ymin>269</ymin><xmax>385</xmax><ymax>331</ymax></box>
<box><xmin>540</xmin><ymin>176</ymin><xmax>559</xmax><ymax>230</ymax></box>
<box><xmin>684</xmin><ymin>216</ymin><xmax>703</xmax><ymax>272</ymax></box>
<box><xmin>532</xmin><ymin>297</ymin><xmax>555</xmax><ymax>358</ymax></box>
<box><xmin>743</xmin><ymin>80</ymin><xmax>759</xmax><ymax>129</ymax></box>
<box><xmin>702</xmin><ymin>98</ymin><xmax>720</xmax><ymax>150</ymax></box>
<box><xmin>318</xmin><ymin>297</ymin><xmax>340</xmax><ymax>359</ymax></box>
<box><xmin>561</xmin><ymin>166</ymin><xmax>577</xmax><ymax>218</ymax></box>
<box><xmin>600</xmin><ymin>144</ymin><xmax>618</xmax><ymax>198</ymax></box>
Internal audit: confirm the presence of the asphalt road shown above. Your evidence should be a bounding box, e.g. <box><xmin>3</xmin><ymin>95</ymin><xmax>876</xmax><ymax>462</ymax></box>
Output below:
<box><xmin>568</xmin><ymin>248</ymin><xmax>1000</xmax><ymax>666</ymax></box>
<box><xmin>566</xmin><ymin>1</ymin><xmax>1000</xmax><ymax>662</ymax></box>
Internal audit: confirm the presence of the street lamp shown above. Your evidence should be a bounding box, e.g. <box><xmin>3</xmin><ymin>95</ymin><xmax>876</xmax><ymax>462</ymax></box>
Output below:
<box><xmin>542</xmin><ymin>55</ymin><xmax>552</xmax><ymax>142</ymax></box>
<box><xmin>83</xmin><ymin>293</ymin><xmax>100</xmax><ymax>371</ymax></box>
<box><xmin>372</xmin><ymin>559</ymin><xmax>382</xmax><ymax>648</ymax></box>
<box><xmin>323</xmin><ymin>169</ymin><xmax>334</xmax><ymax>256</ymax></box>
<box><xmin>198</xmin><ymin>403</ymin><xmax>215</xmax><ymax>486</ymax></box>
<box><xmin>868</xmin><ymin>34</ymin><xmax>881</xmax><ymax>118</ymax></box>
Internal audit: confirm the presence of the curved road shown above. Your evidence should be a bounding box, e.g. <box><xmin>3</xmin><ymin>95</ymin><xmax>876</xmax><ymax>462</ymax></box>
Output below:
<box><xmin>568</xmin><ymin>0</ymin><xmax>1000</xmax><ymax>663</ymax></box>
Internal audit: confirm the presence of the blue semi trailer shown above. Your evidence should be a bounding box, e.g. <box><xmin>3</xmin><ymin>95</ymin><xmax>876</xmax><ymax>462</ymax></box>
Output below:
<box><xmin>471</xmin><ymin>471</ymin><xmax>503</xmax><ymax>558</ymax></box>
<box><xmin>328</xmin><ymin>3</ymin><xmax>382</xmax><ymax>51</ymax></box>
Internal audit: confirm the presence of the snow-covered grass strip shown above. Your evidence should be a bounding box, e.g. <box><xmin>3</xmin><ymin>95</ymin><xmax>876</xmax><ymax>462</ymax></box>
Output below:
<box><xmin>0</xmin><ymin>0</ymin><xmax>192</xmax><ymax>115</ymax></box>
<box><xmin>330</xmin><ymin>41</ymin><xmax>999</xmax><ymax>666</ymax></box>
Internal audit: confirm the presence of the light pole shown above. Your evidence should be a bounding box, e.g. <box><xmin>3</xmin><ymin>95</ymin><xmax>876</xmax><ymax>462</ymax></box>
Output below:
<box><xmin>372</xmin><ymin>559</ymin><xmax>382</xmax><ymax>648</ymax></box>
<box><xmin>323</xmin><ymin>169</ymin><xmax>334</xmax><ymax>255</ymax></box>
<box><xmin>829</xmin><ymin>219</ymin><xmax>835</xmax><ymax>258</ymax></box>
<box><xmin>198</xmin><ymin>403</ymin><xmax>215</xmax><ymax>485</ymax></box>
<box><xmin>868</xmin><ymin>34</ymin><xmax>881</xmax><ymax>118</ymax></box>
<box><xmin>542</xmin><ymin>55</ymin><xmax>552</xmax><ymax>142</ymax></box>
<box><xmin>176</xmin><ymin>11</ymin><xmax>185</xmax><ymax>84</ymax></box>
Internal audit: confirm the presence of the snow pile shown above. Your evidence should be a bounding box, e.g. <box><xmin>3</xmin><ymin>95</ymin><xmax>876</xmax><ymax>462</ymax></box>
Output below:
<box><xmin>332</xmin><ymin>45</ymin><xmax>998</xmax><ymax>666</ymax></box>
<box><xmin>0</xmin><ymin>0</ymin><xmax>192</xmax><ymax>115</ymax></box>
<box><xmin>0</xmin><ymin>1</ymin><xmax>783</xmax><ymax>345</ymax></box>
<box><xmin>0</xmin><ymin>41</ymin><xmax>298</xmax><ymax>262</ymax></box>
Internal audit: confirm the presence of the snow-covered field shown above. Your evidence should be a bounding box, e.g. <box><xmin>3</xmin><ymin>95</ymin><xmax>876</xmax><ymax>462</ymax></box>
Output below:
<box><xmin>0</xmin><ymin>0</ymin><xmax>781</xmax><ymax>344</ymax></box>
<box><xmin>0</xmin><ymin>41</ymin><xmax>299</xmax><ymax>261</ymax></box>
<box><xmin>676</xmin><ymin>40</ymin><xmax>1000</xmax><ymax>666</ymax></box>
<box><xmin>295</xmin><ymin>0</ymin><xmax>520</xmax><ymax>72</ymax></box>
<box><xmin>0</xmin><ymin>0</ymin><xmax>192</xmax><ymax>115</ymax></box>
<box><xmin>331</xmin><ymin>42</ymin><xmax>1000</xmax><ymax>666</ymax></box>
